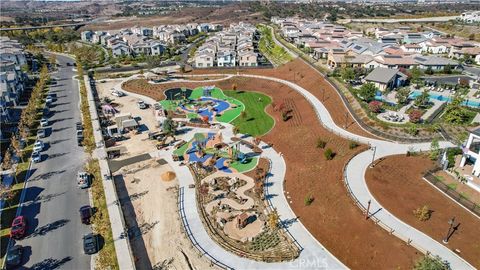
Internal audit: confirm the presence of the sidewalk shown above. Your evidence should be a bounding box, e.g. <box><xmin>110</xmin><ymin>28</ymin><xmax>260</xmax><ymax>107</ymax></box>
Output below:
<box><xmin>84</xmin><ymin>75</ymin><xmax>136</xmax><ymax>270</ymax></box>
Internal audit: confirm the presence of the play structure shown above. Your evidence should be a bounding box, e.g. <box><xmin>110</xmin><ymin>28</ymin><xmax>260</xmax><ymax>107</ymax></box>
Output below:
<box><xmin>174</xmin><ymin>132</ymin><xmax>257</xmax><ymax>173</ymax></box>
<box><xmin>159</xmin><ymin>86</ymin><xmax>244</xmax><ymax>123</ymax></box>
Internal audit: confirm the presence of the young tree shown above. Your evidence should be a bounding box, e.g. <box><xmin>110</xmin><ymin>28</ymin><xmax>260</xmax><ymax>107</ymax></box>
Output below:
<box><xmin>10</xmin><ymin>136</ymin><xmax>23</xmax><ymax>163</ymax></box>
<box><xmin>410</xmin><ymin>67</ymin><xmax>422</xmax><ymax>84</ymax></box>
<box><xmin>267</xmin><ymin>208</ymin><xmax>280</xmax><ymax>230</ymax></box>
<box><xmin>396</xmin><ymin>88</ymin><xmax>411</xmax><ymax>105</ymax></box>
<box><xmin>409</xmin><ymin>109</ymin><xmax>423</xmax><ymax>123</ymax></box>
<box><xmin>2</xmin><ymin>150</ymin><xmax>13</xmax><ymax>170</ymax></box>
<box><xmin>443</xmin><ymin>64</ymin><xmax>452</xmax><ymax>74</ymax></box>
<box><xmin>414</xmin><ymin>90</ymin><xmax>430</xmax><ymax>108</ymax></box>
<box><xmin>357</xmin><ymin>83</ymin><xmax>377</xmax><ymax>102</ymax></box>
<box><xmin>430</xmin><ymin>138</ymin><xmax>440</xmax><ymax>160</ymax></box>
<box><xmin>340</xmin><ymin>67</ymin><xmax>355</xmax><ymax>82</ymax></box>
<box><xmin>368</xmin><ymin>101</ymin><xmax>383</xmax><ymax>113</ymax></box>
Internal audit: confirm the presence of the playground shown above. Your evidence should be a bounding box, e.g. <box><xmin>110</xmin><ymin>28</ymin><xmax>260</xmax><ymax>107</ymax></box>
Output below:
<box><xmin>174</xmin><ymin>132</ymin><xmax>259</xmax><ymax>173</ymax></box>
<box><xmin>160</xmin><ymin>87</ymin><xmax>244</xmax><ymax>123</ymax></box>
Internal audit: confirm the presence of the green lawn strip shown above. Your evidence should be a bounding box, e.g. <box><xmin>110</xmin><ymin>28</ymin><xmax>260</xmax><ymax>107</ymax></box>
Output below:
<box><xmin>230</xmin><ymin>157</ymin><xmax>258</xmax><ymax>173</ymax></box>
<box><xmin>447</xmin><ymin>183</ymin><xmax>458</xmax><ymax>190</ymax></box>
<box><xmin>224</xmin><ymin>90</ymin><xmax>274</xmax><ymax>136</ymax></box>
<box><xmin>87</xmin><ymin>159</ymin><xmax>119</xmax><ymax>270</ymax></box>
<box><xmin>173</xmin><ymin>140</ymin><xmax>191</xmax><ymax>156</ymax></box>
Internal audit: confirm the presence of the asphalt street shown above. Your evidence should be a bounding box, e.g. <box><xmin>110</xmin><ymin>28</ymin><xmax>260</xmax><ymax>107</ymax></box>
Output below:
<box><xmin>12</xmin><ymin>54</ymin><xmax>91</xmax><ymax>269</ymax></box>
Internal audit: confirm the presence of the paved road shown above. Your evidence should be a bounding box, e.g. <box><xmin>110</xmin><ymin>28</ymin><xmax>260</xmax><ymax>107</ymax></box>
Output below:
<box><xmin>341</xmin><ymin>16</ymin><xmax>459</xmax><ymax>24</ymax></box>
<box><xmin>13</xmin><ymin>54</ymin><xmax>91</xmax><ymax>269</ymax></box>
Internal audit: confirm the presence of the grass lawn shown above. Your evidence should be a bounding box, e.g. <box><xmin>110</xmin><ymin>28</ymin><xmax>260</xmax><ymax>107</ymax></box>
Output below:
<box><xmin>159</xmin><ymin>87</ymin><xmax>244</xmax><ymax>123</ymax></box>
<box><xmin>230</xmin><ymin>157</ymin><xmax>258</xmax><ymax>173</ymax></box>
<box><xmin>224</xmin><ymin>90</ymin><xmax>274</xmax><ymax>136</ymax></box>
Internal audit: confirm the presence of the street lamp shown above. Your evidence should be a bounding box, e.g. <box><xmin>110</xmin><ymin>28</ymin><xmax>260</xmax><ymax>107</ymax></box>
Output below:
<box><xmin>370</xmin><ymin>145</ymin><xmax>377</xmax><ymax>168</ymax></box>
<box><xmin>442</xmin><ymin>217</ymin><xmax>455</xmax><ymax>244</ymax></box>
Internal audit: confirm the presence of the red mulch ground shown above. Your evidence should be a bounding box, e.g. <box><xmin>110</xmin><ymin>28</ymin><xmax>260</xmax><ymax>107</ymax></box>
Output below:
<box><xmin>366</xmin><ymin>155</ymin><xmax>480</xmax><ymax>268</ymax></box>
<box><xmin>124</xmin><ymin>76</ymin><xmax>423</xmax><ymax>269</ymax></box>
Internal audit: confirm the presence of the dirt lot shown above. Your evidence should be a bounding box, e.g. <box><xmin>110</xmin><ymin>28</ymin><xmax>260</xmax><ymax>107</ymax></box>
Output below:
<box><xmin>84</xmin><ymin>3</ymin><xmax>265</xmax><ymax>31</ymax></box>
<box><xmin>366</xmin><ymin>155</ymin><xmax>480</xmax><ymax>268</ymax></box>
<box><xmin>115</xmin><ymin>159</ymin><xmax>215</xmax><ymax>270</ymax></box>
<box><xmin>122</xmin><ymin>75</ymin><xmax>424</xmax><ymax>269</ymax></box>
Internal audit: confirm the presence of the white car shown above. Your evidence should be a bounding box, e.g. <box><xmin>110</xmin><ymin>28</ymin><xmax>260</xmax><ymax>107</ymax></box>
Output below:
<box><xmin>46</xmin><ymin>96</ymin><xmax>54</xmax><ymax>104</ymax></box>
<box><xmin>32</xmin><ymin>151</ymin><xmax>42</xmax><ymax>163</ymax></box>
<box><xmin>111</xmin><ymin>91</ymin><xmax>124</xmax><ymax>97</ymax></box>
<box><xmin>33</xmin><ymin>141</ymin><xmax>44</xmax><ymax>152</ymax></box>
<box><xmin>137</xmin><ymin>100</ymin><xmax>147</xmax><ymax>109</ymax></box>
<box><xmin>40</xmin><ymin>118</ymin><xmax>49</xmax><ymax>127</ymax></box>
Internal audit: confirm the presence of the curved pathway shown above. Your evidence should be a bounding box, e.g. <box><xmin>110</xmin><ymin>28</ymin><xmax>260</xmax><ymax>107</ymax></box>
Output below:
<box><xmin>120</xmin><ymin>73</ymin><xmax>474</xmax><ymax>269</ymax></box>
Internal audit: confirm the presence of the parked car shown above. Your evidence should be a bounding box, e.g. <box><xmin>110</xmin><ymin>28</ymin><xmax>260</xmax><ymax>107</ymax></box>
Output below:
<box><xmin>10</xmin><ymin>216</ymin><xmax>26</xmax><ymax>239</ymax></box>
<box><xmin>32</xmin><ymin>151</ymin><xmax>42</xmax><ymax>163</ymax></box>
<box><xmin>79</xmin><ymin>205</ymin><xmax>93</xmax><ymax>224</ymax></box>
<box><xmin>33</xmin><ymin>141</ymin><xmax>44</xmax><ymax>152</ymax></box>
<box><xmin>111</xmin><ymin>90</ymin><xmax>125</xmax><ymax>97</ymax></box>
<box><xmin>83</xmin><ymin>233</ymin><xmax>99</xmax><ymax>255</ymax></box>
<box><xmin>153</xmin><ymin>103</ymin><xmax>161</xmax><ymax>110</ymax></box>
<box><xmin>77</xmin><ymin>129</ymin><xmax>84</xmax><ymax>146</ymax></box>
<box><xmin>40</xmin><ymin>118</ymin><xmax>49</xmax><ymax>127</ymax></box>
<box><xmin>77</xmin><ymin>171</ymin><xmax>91</xmax><ymax>189</ymax></box>
<box><xmin>37</xmin><ymin>128</ymin><xmax>46</xmax><ymax>138</ymax></box>
<box><xmin>137</xmin><ymin>100</ymin><xmax>147</xmax><ymax>109</ymax></box>
<box><xmin>76</xmin><ymin>121</ymin><xmax>83</xmax><ymax>131</ymax></box>
<box><xmin>5</xmin><ymin>245</ymin><xmax>23</xmax><ymax>268</ymax></box>
<box><xmin>46</xmin><ymin>95</ymin><xmax>54</xmax><ymax>104</ymax></box>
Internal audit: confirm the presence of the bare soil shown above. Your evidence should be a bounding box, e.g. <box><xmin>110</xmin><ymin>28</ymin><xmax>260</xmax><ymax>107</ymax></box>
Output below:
<box><xmin>366</xmin><ymin>154</ymin><xmax>480</xmax><ymax>268</ymax></box>
<box><xmin>123</xmin><ymin>74</ymin><xmax>424</xmax><ymax>269</ymax></box>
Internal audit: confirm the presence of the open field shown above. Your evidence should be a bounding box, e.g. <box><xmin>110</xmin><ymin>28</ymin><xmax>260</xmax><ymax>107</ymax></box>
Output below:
<box><xmin>122</xmin><ymin>74</ymin><xmax>425</xmax><ymax>269</ymax></box>
<box><xmin>366</xmin><ymin>155</ymin><xmax>480</xmax><ymax>268</ymax></box>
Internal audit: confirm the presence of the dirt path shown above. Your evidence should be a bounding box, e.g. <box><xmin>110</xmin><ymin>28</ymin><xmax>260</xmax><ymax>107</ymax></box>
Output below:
<box><xmin>366</xmin><ymin>155</ymin><xmax>480</xmax><ymax>268</ymax></box>
<box><xmin>116</xmin><ymin>160</ymin><xmax>215</xmax><ymax>270</ymax></box>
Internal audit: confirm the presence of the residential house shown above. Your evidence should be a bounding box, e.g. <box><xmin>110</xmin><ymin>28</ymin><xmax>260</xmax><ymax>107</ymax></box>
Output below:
<box><xmin>81</xmin><ymin>30</ymin><xmax>93</xmax><ymax>42</ymax></box>
<box><xmin>364</xmin><ymin>67</ymin><xmax>407</xmax><ymax>91</ymax></box>
<box><xmin>217</xmin><ymin>50</ymin><xmax>236</xmax><ymax>67</ymax></box>
<box><xmin>459</xmin><ymin>11</ymin><xmax>480</xmax><ymax>23</ymax></box>
<box><xmin>194</xmin><ymin>51</ymin><xmax>215</xmax><ymax>68</ymax></box>
<box><xmin>112</xmin><ymin>42</ymin><xmax>130</xmax><ymax>58</ymax></box>
<box><xmin>413</xmin><ymin>55</ymin><xmax>459</xmax><ymax>70</ymax></box>
<box><xmin>238</xmin><ymin>50</ymin><xmax>258</xmax><ymax>67</ymax></box>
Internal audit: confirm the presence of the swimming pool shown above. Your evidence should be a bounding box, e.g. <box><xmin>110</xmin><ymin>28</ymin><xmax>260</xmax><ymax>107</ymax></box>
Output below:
<box><xmin>410</xmin><ymin>90</ymin><xmax>480</xmax><ymax>108</ymax></box>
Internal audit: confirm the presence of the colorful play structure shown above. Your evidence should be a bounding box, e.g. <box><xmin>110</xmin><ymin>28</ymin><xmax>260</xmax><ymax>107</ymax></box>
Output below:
<box><xmin>159</xmin><ymin>86</ymin><xmax>244</xmax><ymax>123</ymax></box>
<box><xmin>174</xmin><ymin>132</ymin><xmax>257</xmax><ymax>173</ymax></box>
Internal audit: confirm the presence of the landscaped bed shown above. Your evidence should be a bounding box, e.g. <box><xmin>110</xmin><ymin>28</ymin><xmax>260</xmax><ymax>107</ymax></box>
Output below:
<box><xmin>366</xmin><ymin>154</ymin><xmax>480</xmax><ymax>268</ymax></box>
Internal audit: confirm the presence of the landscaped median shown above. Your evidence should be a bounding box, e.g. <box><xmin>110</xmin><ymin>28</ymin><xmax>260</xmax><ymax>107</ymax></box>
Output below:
<box><xmin>76</xmin><ymin>64</ymin><xmax>120</xmax><ymax>270</ymax></box>
<box><xmin>257</xmin><ymin>24</ymin><xmax>293</xmax><ymax>66</ymax></box>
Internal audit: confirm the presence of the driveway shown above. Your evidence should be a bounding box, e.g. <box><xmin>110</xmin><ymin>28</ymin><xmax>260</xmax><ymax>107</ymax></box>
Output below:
<box><xmin>13</xmin><ymin>54</ymin><xmax>91</xmax><ymax>269</ymax></box>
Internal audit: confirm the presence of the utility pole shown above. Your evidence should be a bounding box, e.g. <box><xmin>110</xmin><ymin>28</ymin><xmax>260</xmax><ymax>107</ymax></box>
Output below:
<box><xmin>365</xmin><ymin>200</ymin><xmax>371</xmax><ymax>220</ymax></box>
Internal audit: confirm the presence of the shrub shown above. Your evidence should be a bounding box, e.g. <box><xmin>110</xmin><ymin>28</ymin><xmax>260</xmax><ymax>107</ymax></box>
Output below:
<box><xmin>316</xmin><ymin>138</ymin><xmax>326</xmax><ymax>149</ymax></box>
<box><xmin>414</xmin><ymin>255</ymin><xmax>450</xmax><ymax>270</ymax></box>
<box><xmin>409</xmin><ymin>109</ymin><xmax>423</xmax><ymax>123</ymax></box>
<box><xmin>282</xmin><ymin>111</ymin><xmax>289</xmax><ymax>121</ymax></box>
<box><xmin>349</xmin><ymin>141</ymin><xmax>359</xmax><ymax>149</ymax></box>
<box><xmin>413</xmin><ymin>205</ymin><xmax>431</xmax><ymax>221</ymax></box>
<box><xmin>324</xmin><ymin>148</ymin><xmax>334</xmax><ymax>160</ymax></box>
<box><xmin>304</xmin><ymin>194</ymin><xmax>314</xmax><ymax>206</ymax></box>
<box><xmin>406</xmin><ymin>125</ymin><xmax>419</xmax><ymax>136</ymax></box>
<box><xmin>368</xmin><ymin>100</ymin><xmax>383</xmax><ymax>113</ymax></box>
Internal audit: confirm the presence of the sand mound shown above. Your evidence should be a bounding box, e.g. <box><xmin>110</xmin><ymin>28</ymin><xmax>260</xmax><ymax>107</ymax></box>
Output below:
<box><xmin>161</xmin><ymin>171</ymin><xmax>176</xmax><ymax>181</ymax></box>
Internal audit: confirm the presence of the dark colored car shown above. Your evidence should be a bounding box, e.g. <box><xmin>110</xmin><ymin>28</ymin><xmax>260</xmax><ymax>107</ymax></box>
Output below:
<box><xmin>10</xmin><ymin>216</ymin><xmax>26</xmax><ymax>239</ymax></box>
<box><xmin>76</xmin><ymin>122</ymin><xmax>83</xmax><ymax>131</ymax></box>
<box><xmin>83</xmin><ymin>233</ymin><xmax>99</xmax><ymax>255</ymax></box>
<box><xmin>5</xmin><ymin>245</ymin><xmax>23</xmax><ymax>268</ymax></box>
<box><xmin>79</xmin><ymin>205</ymin><xmax>93</xmax><ymax>224</ymax></box>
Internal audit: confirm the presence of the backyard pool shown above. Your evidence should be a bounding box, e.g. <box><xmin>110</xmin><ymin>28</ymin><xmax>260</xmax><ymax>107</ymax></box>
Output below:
<box><xmin>410</xmin><ymin>90</ymin><xmax>480</xmax><ymax>108</ymax></box>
